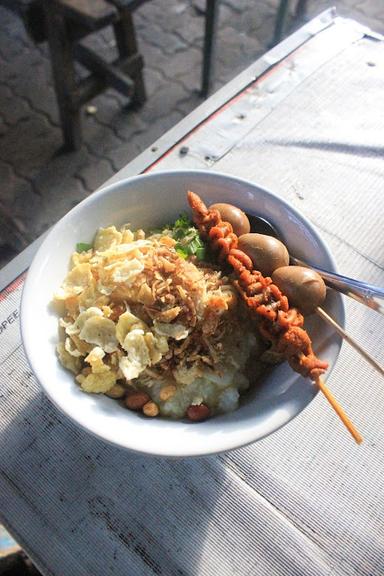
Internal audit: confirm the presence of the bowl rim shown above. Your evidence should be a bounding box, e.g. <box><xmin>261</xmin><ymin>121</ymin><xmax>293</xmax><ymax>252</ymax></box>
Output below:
<box><xmin>20</xmin><ymin>169</ymin><xmax>345</xmax><ymax>457</ymax></box>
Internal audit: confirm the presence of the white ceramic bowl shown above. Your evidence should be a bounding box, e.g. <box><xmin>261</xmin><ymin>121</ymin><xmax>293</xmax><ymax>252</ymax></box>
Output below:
<box><xmin>21</xmin><ymin>170</ymin><xmax>344</xmax><ymax>457</ymax></box>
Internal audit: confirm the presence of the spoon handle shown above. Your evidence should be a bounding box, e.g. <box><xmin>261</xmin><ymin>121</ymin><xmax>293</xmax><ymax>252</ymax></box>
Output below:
<box><xmin>290</xmin><ymin>256</ymin><xmax>384</xmax><ymax>315</ymax></box>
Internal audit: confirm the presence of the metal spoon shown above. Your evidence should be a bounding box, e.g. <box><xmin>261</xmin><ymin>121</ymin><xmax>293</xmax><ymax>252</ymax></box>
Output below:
<box><xmin>247</xmin><ymin>214</ymin><xmax>384</xmax><ymax>315</ymax></box>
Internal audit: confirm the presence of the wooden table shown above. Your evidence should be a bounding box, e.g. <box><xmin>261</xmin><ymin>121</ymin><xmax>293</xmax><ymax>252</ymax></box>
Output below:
<box><xmin>1</xmin><ymin>9</ymin><xmax>383</xmax><ymax>575</ymax></box>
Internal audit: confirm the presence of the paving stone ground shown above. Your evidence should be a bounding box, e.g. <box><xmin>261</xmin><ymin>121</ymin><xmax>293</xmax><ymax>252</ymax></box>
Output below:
<box><xmin>0</xmin><ymin>0</ymin><xmax>383</xmax><ymax>269</ymax></box>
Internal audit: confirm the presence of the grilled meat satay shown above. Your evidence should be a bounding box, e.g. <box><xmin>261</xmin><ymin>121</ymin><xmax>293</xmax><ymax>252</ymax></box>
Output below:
<box><xmin>187</xmin><ymin>190</ymin><xmax>328</xmax><ymax>380</ymax></box>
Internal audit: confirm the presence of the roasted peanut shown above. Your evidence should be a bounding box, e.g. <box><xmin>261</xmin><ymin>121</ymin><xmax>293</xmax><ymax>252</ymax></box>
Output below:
<box><xmin>186</xmin><ymin>403</ymin><xmax>211</xmax><ymax>422</ymax></box>
<box><xmin>125</xmin><ymin>391</ymin><xmax>150</xmax><ymax>411</ymax></box>
<box><xmin>143</xmin><ymin>401</ymin><xmax>159</xmax><ymax>417</ymax></box>
<box><xmin>159</xmin><ymin>385</ymin><xmax>177</xmax><ymax>401</ymax></box>
<box><xmin>106</xmin><ymin>384</ymin><xmax>126</xmax><ymax>399</ymax></box>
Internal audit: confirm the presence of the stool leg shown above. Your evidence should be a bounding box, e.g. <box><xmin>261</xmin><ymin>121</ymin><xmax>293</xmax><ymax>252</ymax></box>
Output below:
<box><xmin>295</xmin><ymin>0</ymin><xmax>308</xmax><ymax>20</ymax></box>
<box><xmin>113</xmin><ymin>9</ymin><xmax>146</xmax><ymax>106</ymax></box>
<box><xmin>43</xmin><ymin>1</ymin><xmax>82</xmax><ymax>151</ymax></box>
<box><xmin>201</xmin><ymin>0</ymin><xmax>219</xmax><ymax>98</ymax></box>
<box><xmin>272</xmin><ymin>0</ymin><xmax>290</xmax><ymax>46</ymax></box>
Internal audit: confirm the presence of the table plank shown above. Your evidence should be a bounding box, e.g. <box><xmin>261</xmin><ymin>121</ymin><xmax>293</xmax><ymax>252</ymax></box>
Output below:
<box><xmin>1</xmin><ymin>12</ymin><xmax>384</xmax><ymax>576</ymax></box>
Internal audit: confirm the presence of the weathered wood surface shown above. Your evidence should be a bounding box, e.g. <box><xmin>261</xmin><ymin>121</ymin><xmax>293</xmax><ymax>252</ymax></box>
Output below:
<box><xmin>41</xmin><ymin>0</ymin><xmax>146</xmax><ymax>150</ymax></box>
<box><xmin>1</xmin><ymin>14</ymin><xmax>384</xmax><ymax>576</ymax></box>
<box><xmin>56</xmin><ymin>0</ymin><xmax>118</xmax><ymax>28</ymax></box>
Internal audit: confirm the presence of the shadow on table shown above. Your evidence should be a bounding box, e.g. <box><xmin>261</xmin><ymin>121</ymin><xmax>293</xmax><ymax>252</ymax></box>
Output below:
<box><xmin>4</xmin><ymin>370</ymin><xmax>384</xmax><ymax>575</ymax></box>
<box><xmin>1</xmin><ymin>392</ymin><xmax>235</xmax><ymax>575</ymax></box>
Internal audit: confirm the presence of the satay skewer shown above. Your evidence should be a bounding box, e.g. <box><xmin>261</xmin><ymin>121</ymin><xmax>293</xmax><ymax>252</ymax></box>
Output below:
<box><xmin>187</xmin><ymin>191</ymin><xmax>364</xmax><ymax>443</ymax></box>
<box><xmin>234</xmin><ymin>222</ymin><xmax>384</xmax><ymax>379</ymax></box>
<box><xmin>315</xmin><ymin>376</ymin><xmax>363</xmax><ymax>444</ymax></box>
<box><xmin>315</xmin><ymin>306</ymin><xmax>384</xmax><ymax>377</ymax></box>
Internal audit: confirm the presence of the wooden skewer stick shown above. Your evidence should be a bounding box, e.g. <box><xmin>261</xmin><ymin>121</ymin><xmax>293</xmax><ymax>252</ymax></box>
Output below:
<box><xmin>315</xmin><ymin>376</ymin><xmax>363</xmax><ymax>444</ymax></box>
<box><xmin>316</xmin><ymin>306</ymin><xmax>384</xmax><ymax>377</ymax></box>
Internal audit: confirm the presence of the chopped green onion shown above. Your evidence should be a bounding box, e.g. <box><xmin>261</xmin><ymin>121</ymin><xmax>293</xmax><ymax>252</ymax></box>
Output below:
<box><xmin>173</xmin><ymin>214</ymin><xmax>191</xmax><ymax>229</ymax></box>
<box><xmin>162</xmin><ymin>213</ymin><xmax>208</xmax><ymax>261</ymax></box>
<box><xmin>195</xmin><ymin>247</ymin><xmax>206</xmax><ymax>261</ymax></box>
<box><xmin>188</xmin><ymin>237</ymin><xmax>203</xmax><ymax>253</ymax></box>
<box><xmin>173</xmin><ymin>228</ymin><xmax>186</xmax><ymax>240</ymax></box>
<box><xmin>76</xmin><ymin>242</ymin><xmax>92</xmax><ymax>253</ymax></box>
<box><xmin>175</xmin><ymin>246</ymin><xmax>188</xmax><ymax>259</ymax></box>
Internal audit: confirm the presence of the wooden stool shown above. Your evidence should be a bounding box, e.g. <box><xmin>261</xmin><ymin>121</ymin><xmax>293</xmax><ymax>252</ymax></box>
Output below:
<box><xmin>40</xmin><ymin>0</ymin><xmax>149</xmax><ymax>150</ymax></box>
<box><xmin>4</xmin><ymin>0</ymin><xmax>148</xmax><ymax>150</ymax></box>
